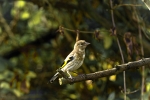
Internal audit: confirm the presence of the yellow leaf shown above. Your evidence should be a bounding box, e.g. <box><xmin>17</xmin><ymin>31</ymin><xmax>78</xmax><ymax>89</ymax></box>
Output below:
<box><xmin>12</xmin><ymin>89</ymin><xmax>23</xmax><ymax>97</ymax></box>
<box><xmin>107</xmin><ymin>64</ymin><xmax>112</xmax><ymax>69</ymax></box>
<box><xmin>104</xmin><ymin>36</ymin><xmax>112</xmax><ymax>49</ymax></box>
<box><xmin>15</xmin><ymin>1</ymin><xmax>26</xmax><ymax>8</ymax></box>
<box><xmin>0</xmin><ymin>82</ymin><xmax>10</xmax><ymax>89</ymax></box>
<box><xmin>89</xmin><ymin>53</ymin><xmax>95</xmax><ymax>60</ymax></box>
<box><xmin>21</xmin><ymin>11</ymin><xmax>30</xmax><ymax>20</ymax></box>
<box><xmin>100</xmin><ymin>28</ymin><xmax>112</xmax><ymax>49</ymax></box>
<box><xmin>26</xmin><ymin>71</ymin><xmax>37</xmax><ymax>79</ymax></box>
<box><xmin>102</xmin><ymin>62</ymin><xmax>107</xmax><ymax>70</ymax></box>
<box><xmin>86</xmin><ymin>80</ymin><xmax>93</xmax><ymax>90</ymax></box>
<box><xmin>28</xmin><ymin>9</ymin><xmax>43</xmax><ymax>28</ymax></box>
<box><xmin>146</xmin><ymin>83</ymin><xmax>150</xmax><ymax>92</ymax></box>
<box><xmin>109</xmin><ymin>75</ymin><xmax>116</xmax><ymax>81</ymax></box>
<box><xmin>70</xmin><ymin>94</ymin><xmax>77</xmax><ymax>99</ymax></box>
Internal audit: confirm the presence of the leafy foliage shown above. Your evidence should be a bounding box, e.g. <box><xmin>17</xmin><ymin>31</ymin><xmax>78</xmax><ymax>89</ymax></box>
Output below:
<box><xmin>0</xmin><ymin>0</ymin><xmax>150</xmax><ymax>100</ymax></box>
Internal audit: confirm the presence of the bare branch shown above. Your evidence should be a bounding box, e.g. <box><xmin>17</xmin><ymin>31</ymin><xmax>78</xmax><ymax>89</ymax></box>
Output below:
<box><xmin>58</xmin><ymin>58</ymin><xmax>150</xmax><ymax>85</ymax></box>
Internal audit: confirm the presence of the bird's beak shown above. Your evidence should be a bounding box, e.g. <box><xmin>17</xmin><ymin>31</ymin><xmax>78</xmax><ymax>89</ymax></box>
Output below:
<box><xmin>85</xmin><ymin>42</ymin><xmax>90</xmax><ymax>46</ymax></box>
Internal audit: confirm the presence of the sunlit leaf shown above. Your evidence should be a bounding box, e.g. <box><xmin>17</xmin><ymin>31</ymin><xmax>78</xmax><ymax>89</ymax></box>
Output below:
<box><xmin>70</xmin><ymin>94</ymin><xmax>77</xmax><ymax>99</ymax></box>
<box><xmin>15</xmin><ymin>1</ymin><xmax>26</xmax><ymax>8</ymax></box>
<box><xmin>0</xmin><ymin>82</ymin><xmax>10</xmax><ymax>89</ymax></box>
<box><xmin>20</xmin><ymin>11</ymin><xmax>30</xmax><ymax>20</ymax></box>
<box><xmin>12</xmin><ymin>89</ymin><xmax>23</xmax><ymax>97</ymax></box>
<box><xmin>109</xmin><ymin>75</ymin><xmax>116</xmax><ymax>82</ymax></box>
<box><xmin>86</xmin><ymin>80</ymin><xmax>93</xmax><ymax>90</ymax></box>
<box><xmin>101</xmin><ymin>28</ymin><xmax>112</xmax><ymax>49</ymax></box>
<box><xmin>28</xmin><ymin>9</ymin><xmax>44</xmax><ymax>28</ymax></box>
<box><xmin>104</xmin><ymin>36</ymin><xmax>112</xmax><ymax>49</ymax></box>
<box><xmin>146</xmin><ymin>83</ymin><xmax>150</xmax><ymax>92</ymax></box>
<box><xmin>107</xmin><ymin>64</ymin><xmax>112</xmax><ymax>69</ymax></box>
<box><xmin>26</xmin><ymin>71</ymin><xmax>36</xmax><ymax>79</ymax></box>
<box><xmin>89</xmin><ymin>53</ymin><xmax>95</xmax><ymax>60</ymax></box>
<box><xmin>0</xmin><ymin>0</ymin><xmax>149</xmax><ymax>99</ymax></box>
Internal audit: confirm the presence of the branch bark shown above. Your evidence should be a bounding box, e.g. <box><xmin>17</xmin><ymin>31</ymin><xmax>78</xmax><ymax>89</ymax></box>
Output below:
<box><xmin>58</xmin><ymin>58</ymin><xmax>150</xmax><ymax>85</ymax></box>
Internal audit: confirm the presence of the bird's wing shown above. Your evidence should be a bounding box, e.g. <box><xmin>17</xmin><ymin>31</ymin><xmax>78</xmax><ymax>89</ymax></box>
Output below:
<box><xmin>60</xmin><ymin>52</ymin><xmax>75</xmax><ymax>69</ymax></box>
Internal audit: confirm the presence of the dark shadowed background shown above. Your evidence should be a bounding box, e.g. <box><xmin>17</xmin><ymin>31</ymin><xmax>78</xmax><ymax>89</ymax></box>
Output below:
<box><xmin>0</xmin><ymin>0</ymin><xmax>150</xmax><ymax>100</ymax></box>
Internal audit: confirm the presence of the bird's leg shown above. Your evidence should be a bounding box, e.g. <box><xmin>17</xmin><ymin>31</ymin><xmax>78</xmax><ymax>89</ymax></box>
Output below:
<box><xmin>67</xmin><ymin>71</ymin><xmax>72</xmax><ymax>79</ymax></box>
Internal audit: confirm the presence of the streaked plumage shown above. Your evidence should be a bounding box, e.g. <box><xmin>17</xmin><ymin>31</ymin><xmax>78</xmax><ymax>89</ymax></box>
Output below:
<box><xmin>49</xmin><ymin>40</ymin><xmax>90</xmax><ymax>83</ymax></box>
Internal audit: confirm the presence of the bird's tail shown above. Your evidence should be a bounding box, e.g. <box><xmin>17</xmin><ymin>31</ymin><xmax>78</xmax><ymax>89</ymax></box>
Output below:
<box><xmin>49</xmin><ymin>72</ymin><xmax>59</xmax><ymax>83</ymax></box>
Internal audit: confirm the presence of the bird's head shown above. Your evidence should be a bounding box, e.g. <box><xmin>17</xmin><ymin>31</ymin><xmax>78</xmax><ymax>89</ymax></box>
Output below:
<box><xmin>74</xmin><ymin>40</ymin><xmax>90</xmax><ymax>51</ymax></box>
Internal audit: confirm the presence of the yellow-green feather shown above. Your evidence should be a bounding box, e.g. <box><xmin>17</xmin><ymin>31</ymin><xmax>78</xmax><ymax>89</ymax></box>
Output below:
<box><xmin>61</xmin><ymin>61</ymin><xmax>67</xmax><ymax>68</ymax></box>
<box><xmin>60</xmin><ymin>56</ymin><xmax>74</xmax><ymax>69</ymax></box>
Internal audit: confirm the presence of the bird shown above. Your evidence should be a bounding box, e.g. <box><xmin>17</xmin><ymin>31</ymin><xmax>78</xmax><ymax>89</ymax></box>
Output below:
<box><xmin>49</xmin><ymin>40</ymin><xmax>90</xmax><ymax>83</ymax></box>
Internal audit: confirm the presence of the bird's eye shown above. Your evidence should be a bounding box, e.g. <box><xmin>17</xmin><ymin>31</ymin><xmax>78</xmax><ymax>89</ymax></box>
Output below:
<box><xmin>80</xmin><ymin>42</ymin><xmax>84</xmax><ymax>45</ymax></box>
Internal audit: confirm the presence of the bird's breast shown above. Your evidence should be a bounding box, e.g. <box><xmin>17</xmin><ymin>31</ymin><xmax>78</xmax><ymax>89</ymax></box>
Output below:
<box><xmin>76</xmin><ymin>52</ymin><xmax>85</xmax><ymax>60</ymax></box>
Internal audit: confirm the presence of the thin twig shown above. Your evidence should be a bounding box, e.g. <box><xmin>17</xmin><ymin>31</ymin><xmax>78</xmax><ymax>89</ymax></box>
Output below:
<box><xmin>126</xmin><ymin>88</ymin><xmax>140</xmax><ymax>94</ymax></box>
<box><xmin>139</xmin><ymin>21</ymin><xmax>145</xmax><ymax>100</ymax></box>
<box><xmin>0</xmin><ymin>6</ymin><xmax>18</xmax><ymax>46</ymax></box>
<box><xmin>110</xmin><ymin>0</ymin><xmax>126</xmax><ymax>100</ymax></box>
<box><xmin>113</xmin><ymin>4</ymin><xmax>141</xmax><ymax>9</ymax></box>
<box><xmin>76</xmin><ymin>30</ymin><xmax>80</xmax><ymax>41</ymax></box>
<box><xmin>132</xmin><ymin>3</ymin><xmax>145</xmax><ymax>99</ymax></box>
<box><xmin>63</xmin><ymin>27</ymin><xmax>94</xmax><ymax>34</ymax></box>
<box><xmin>0</xmin><ymin>8</ymin><xmax>14</xmax><ymax>38</ymax></box>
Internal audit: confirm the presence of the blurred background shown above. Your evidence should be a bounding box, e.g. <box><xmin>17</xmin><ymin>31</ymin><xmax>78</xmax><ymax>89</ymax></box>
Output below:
<box><xmin>0</xmin><ymin>0</ymin><xmax>150</xmax><ymax>100</ymax></box>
